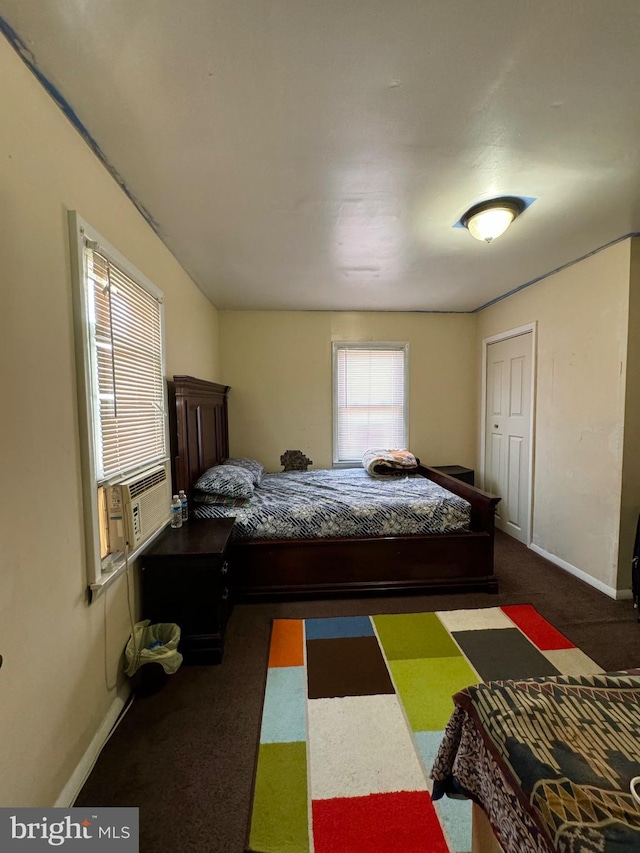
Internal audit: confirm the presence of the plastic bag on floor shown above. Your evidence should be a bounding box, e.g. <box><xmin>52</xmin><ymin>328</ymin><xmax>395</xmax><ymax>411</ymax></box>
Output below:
<box><xmin>124</xmin><ymin>619</ymin><xmax>183</xmax><ymax>677</ymax></box>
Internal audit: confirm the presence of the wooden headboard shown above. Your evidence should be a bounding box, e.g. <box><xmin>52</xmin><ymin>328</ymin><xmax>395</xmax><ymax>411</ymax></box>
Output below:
<box><xmin>168</xmin><ymin>375</ymin><xmax>230</xmax><ymax>494</ymax></box>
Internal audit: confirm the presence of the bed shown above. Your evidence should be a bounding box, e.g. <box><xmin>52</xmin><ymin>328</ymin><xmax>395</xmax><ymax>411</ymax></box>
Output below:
<box><xmin>168</xmin><ymin>374</ymin><xmax>501</xmax><ymax>600</ymax></box>
<box><xmin>431</xmin><ymin>672</ymin><xmax>640</xmax><ymax>853</ymax></box>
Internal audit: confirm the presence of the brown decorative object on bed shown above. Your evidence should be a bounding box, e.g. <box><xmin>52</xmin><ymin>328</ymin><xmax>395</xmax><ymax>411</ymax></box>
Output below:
<box><xmin>170</xmin><ymin>376</ymin><xmax>501</xmax><ymax>600</ymax></box>
<box><xmin>280</xmin><ymin>450</ymin><xmax>312</xmax><ymax>471</ymax></box>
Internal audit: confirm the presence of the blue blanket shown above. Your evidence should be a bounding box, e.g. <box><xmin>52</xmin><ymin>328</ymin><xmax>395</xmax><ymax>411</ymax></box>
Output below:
<box><xmin>193</xmin><ymin>467</ymin><xmax>470</xmax><ymax>540</ymax></box>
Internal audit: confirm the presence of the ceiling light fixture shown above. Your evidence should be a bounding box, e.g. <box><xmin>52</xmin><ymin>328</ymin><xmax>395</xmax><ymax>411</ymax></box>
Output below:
<box><xmin>461</xmin><ymin>196</ymin><xmax>526</xmax><ymax>243</ymax></box>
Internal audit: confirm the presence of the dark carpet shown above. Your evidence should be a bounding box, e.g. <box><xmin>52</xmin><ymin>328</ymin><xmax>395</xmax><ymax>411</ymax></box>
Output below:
<box><xmin>76</xmin><ymin>532</ymin><xmax>640</xmax><ymax>852</ymax></box>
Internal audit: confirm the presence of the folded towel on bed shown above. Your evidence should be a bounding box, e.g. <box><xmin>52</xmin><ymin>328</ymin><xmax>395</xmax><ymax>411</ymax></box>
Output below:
<box><xmin>362</xmin><ymin>448</ymin><xmax>419</xmax><ymax>478</ymax></box>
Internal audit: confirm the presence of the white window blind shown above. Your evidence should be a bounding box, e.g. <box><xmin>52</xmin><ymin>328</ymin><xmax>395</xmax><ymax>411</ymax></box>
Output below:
<box><xmin>86</xmin><ymin>247</ymin><xmax>165</xmax><ymax>481</ymax></box>
<box><xmin>334</xmin><ymin>344</ymin><xmax>408</xmax><ymax>463</ymax></box>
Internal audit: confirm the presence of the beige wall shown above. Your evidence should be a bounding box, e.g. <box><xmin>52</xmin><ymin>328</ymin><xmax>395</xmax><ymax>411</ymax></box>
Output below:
<box><xmin>219</xmin><ymin>311</ymin><xmax>477</xmax><ymax>472</ymax></box>
<box><xmin>476</xmin><ymin>241</ymin><xmax>631</xmax><ymax>592</ymax></box>
<box><xmin>618</xmin><ymin>238</ymin><xmax>640</xmax><ymax>585</ymax></box>
<box><xmin>0</xmin><ymin>36</ymin><xmax>219</xmax><ymax>806</ymax></box>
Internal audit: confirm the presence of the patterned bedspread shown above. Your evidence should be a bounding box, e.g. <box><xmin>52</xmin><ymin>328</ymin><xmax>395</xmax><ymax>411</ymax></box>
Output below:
<box><xmin>192</xmin><ymin>467</ymin><xmax>470</xmax><ymax>540</ymax></box>
<box><xmin>431</xmin><ymin>672</ymin><xmax>640</xmax><ymax>853</ymax></box>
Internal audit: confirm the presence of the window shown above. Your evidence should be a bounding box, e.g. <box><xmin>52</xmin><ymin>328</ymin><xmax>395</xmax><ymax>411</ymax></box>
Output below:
<box><xmin>69</xmin><ymin>212</ymin><xmax>169</xmax><ymax>594</ymax></box>
<box><xmin>333</xmin><ymin>342</ymin><xmax>408</xmax><ymax>466</ymax></box>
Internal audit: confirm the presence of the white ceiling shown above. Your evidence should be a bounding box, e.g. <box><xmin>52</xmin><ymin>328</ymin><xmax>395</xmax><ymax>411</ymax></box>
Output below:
<box><xmin>3</xmin><ymin>0</ymin><xmax>640</xmax><ymax>311</ymax></box>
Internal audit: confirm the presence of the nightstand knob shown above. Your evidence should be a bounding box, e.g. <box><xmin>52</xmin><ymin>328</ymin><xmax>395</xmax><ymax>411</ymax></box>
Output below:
<box><xmin>221</xmin><ymin>561</ymin><xmax>229</xmax><ymax>575</ymax></box>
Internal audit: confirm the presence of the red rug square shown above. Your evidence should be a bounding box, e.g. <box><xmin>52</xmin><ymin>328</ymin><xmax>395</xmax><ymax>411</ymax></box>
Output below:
<box><xmin>501</xmin><ymin>604</ymin><xmax>575</xmax><ymax>650</ymax></box>
<box><xmin>312</xmin><ymin>790</ymin><xmax>449</xmax><ymax>853</ymax></box>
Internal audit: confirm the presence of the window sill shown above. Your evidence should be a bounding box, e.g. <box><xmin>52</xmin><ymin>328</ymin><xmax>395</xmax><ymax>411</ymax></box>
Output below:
<box><xmin>88</xmin><ymin>521</ymin><xmax>170</xmax><ymax>602</ymax></box>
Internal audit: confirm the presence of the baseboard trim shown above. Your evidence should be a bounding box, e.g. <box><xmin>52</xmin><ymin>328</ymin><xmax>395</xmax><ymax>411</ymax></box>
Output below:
<box><xmin>529</xmin><ymin>543</ymin><xmax>632</xmax><ymax>601</ymax></box>
<box><xmin>55</xmin><ymin>681</ymin><xmax>132</xmax><ymax>807</ymax></box>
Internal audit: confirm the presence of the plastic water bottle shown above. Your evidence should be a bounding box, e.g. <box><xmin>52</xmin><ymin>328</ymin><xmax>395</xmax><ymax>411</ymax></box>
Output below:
<box><xmin>179</xmin><ymin>489</ymin><xmax>188</xmax><ymax>522</ymax></box>
<box><xmin>170</xmin><ymin>495</ymin><xmax>183</xmax><ymax>528</ymax></box>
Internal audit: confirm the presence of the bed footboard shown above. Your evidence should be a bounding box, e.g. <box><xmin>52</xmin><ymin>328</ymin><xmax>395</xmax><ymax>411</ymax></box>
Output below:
<box><xmin>418</xmin><ymin>465</ymin><xmax>500</xmax><ymax>534</ymax></box>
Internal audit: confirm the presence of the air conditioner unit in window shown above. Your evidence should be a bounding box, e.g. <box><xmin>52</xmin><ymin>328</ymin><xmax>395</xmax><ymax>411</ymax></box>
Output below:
<box><xmin>107</xmin><ymin>463</ymin><xmax>170</xmax><ymax>552</ymax></box>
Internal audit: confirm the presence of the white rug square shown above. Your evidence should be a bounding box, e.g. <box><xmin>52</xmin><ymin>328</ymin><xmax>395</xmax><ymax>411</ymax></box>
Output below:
<box><xmin>543</xmin><ymin>647</ymin><xmax>604</xmax><ymax>676</ymax></box>
<box><xmin>307</xmin><ymin>693</ymin><xmax>428</xmax><ymax>801</ymax></box>
<box><xmin>436</xmin><ymin>607</ymin><xmax>514</xmax><ymax>633</ymax></box>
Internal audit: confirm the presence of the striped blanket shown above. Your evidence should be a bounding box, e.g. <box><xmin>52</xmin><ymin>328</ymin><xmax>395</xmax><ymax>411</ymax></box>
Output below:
<box><xmin>431</xmin><ymin>672</ymin><xmax>640</xmax><ymax>853</ymax></box>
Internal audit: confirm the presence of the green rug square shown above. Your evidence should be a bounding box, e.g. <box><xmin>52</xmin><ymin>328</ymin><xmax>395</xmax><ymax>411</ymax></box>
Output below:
<box><xmin>390</xmin><ymin>657</ymin><xmax>479</xmax><ymax>731</ymax></box>
<box><xmin>249</xmin><ymin>741</ymin><xmax>309</xmax><ymax>853</ymax></box>
<box><xmin>373</xmin><ymin>612</ymin><xmax>461</xmax><ymax>660</ymax></box>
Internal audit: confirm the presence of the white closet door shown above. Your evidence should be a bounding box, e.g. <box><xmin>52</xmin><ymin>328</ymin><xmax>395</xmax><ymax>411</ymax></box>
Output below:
<box><xmin>485</xmin><ymin>332</ymin><xmax>532</xmax><ymax>544</ymax></box>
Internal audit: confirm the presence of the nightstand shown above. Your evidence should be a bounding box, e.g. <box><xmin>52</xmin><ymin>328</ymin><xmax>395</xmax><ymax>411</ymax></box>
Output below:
<box><xmin>141</xmin><ymin>517</ymin><xmax>235</xmax><ymax>664</ymax></box>
<box><xmin>432</xmin><ymin>465</ymin><xmax>475</xmax><ymax>486</ymax></box>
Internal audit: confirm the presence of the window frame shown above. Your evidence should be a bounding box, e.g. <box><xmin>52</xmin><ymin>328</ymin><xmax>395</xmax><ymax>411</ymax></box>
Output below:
<box><xmin>69</xmin><ymin>211</ymin><xmax>170</xmax><ymax>597</ymax></box>
<box><xmin>332</xmin><ymin>341</ymin><xmax>409</xmax><ymax>468</ymax></box>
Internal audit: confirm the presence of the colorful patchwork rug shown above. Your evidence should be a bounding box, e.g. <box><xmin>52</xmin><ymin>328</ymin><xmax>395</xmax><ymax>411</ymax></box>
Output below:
<box><xmin>247</xmin><ymin>605</ymin><xmax>601</xmax><ymax>853</ymax></box>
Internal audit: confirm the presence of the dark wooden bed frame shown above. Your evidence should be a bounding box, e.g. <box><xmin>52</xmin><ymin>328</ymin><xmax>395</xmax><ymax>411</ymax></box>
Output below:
<box><xmin>169</xmin><ymin>375</ymin><xmax>501</xmax><ymax>600</ymax></box>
